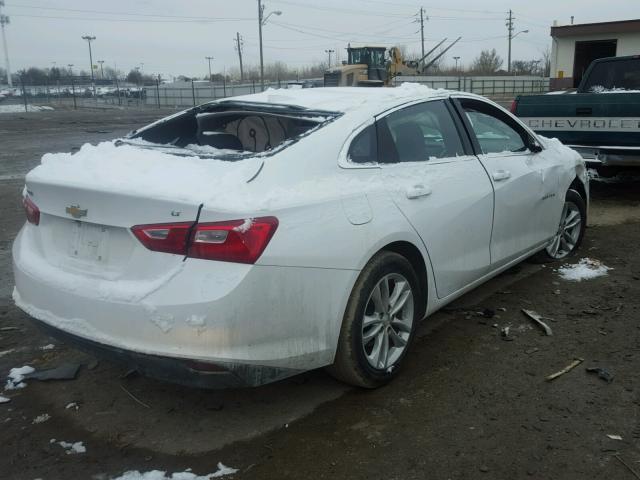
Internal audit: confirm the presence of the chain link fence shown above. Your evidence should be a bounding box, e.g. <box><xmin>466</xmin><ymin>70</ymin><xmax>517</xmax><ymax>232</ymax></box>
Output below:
<box><xmin>1</xmin><ymin>75</ymin><xmax>549</xmax><ymax>113</ymax></box>
<box><xmin>393</xmin><ymin>75</ymin><xmax>549</xmax><ymax>98</ymax></box>
<box><xmin>0</xmin><ymin>75</ymin><xmax>160</xmax><ymax>112</ymax></box>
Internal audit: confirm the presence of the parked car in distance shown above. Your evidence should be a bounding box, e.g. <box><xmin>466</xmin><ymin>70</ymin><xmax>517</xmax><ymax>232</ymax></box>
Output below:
<box><xmin>13</xmin><ymin>85</ymin><xmax>589</xmax><ymax>389</ymax></box>
<box><xmin>512</xmin><ymin>55</ymin><xmax>640</xmax><ymax>176</ymax></box>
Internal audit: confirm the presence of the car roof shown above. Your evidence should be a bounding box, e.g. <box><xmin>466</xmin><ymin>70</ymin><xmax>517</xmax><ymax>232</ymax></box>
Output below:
<box><xmin>220</xmin><ymin>83</ymin><xmax>461</xmax><ymax>117</ymax></box>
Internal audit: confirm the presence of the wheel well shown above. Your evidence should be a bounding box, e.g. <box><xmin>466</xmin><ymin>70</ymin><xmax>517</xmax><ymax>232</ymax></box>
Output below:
<box><xmin>569</xmin><ymin>177</ymin><xmax>587</xmax><ymax>202</ymax></box>
<box><xmin>381</xmin><ymin>241</ymin><xmax>428</xmax><ymax>308</ymax></box>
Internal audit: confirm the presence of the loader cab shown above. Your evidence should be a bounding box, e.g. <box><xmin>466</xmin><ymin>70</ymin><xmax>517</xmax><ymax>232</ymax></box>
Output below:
<box><xmin>324</xmin><ymin>46</ymin><xmax>387</xmax><ymax>87</ymax></box>
<box><xmin>348</xmin><ymin>46</ymin><xmax>387</xmax><ymax>86</ymax></box>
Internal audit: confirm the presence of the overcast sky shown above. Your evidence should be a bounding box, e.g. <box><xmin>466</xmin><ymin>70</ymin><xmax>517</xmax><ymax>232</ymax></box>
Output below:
<box><xmin>1</xmin><ymin>0</ymin><xmax>638</xmax><ymax>78</ymax></box>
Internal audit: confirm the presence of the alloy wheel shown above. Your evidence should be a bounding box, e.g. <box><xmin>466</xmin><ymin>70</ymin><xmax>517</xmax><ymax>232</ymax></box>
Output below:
<box><xmin>546</xmin><ymin>201</ymin><xmax>582</xmax><ymax>259</ymax></box>
<box><xmin>361</xmin><ymin>273</ymin><xmax>414</xmax><ymax>371</ymax></box>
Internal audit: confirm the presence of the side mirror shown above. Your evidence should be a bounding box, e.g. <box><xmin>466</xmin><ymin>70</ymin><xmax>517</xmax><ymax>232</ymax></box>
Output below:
<box><xmin>529</xmin><ymin>138</ymin><xmax>543</xmax><ymax>153</ymax></box>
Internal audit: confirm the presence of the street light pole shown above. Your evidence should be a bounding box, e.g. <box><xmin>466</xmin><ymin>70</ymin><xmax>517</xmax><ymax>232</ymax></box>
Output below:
<box><xmin>205</xmin><ymin>56</ymin><xmax>214</xmax><ymax>82</ymax></box>
<box><xmin>97</xmin><ymin>60</ymin><xmax>104</xmax><ymax>79</ymax></box>
<box><xmin>508</xmin><ymin>29</ymin><xmax>529</xmax><ymax>73</ymax></box>
<box><xmin>453</xmin><ymin>56</ymin><xmax>460</xmax><ymax>72</ymax></box>
<box><xmin>324</xmin><ymin>49</ymin><xmax>335</xmax><ymax>68</ymax></box>
<box><xmin>81</xmin><ymin>35</ymin><xmax>96</xmax><ymax>95</ymax></box>
<box><xmin>257</xmin><ymin>0</ymin><xmax>281</xmax><ymax>91</ymax></box>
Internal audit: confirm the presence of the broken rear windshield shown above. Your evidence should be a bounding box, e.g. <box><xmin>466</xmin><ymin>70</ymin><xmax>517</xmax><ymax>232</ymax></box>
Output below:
<box><xmin>122</xmin><ymin>100</ymin><xmax>341</xmax><ymax>160</ymax></box>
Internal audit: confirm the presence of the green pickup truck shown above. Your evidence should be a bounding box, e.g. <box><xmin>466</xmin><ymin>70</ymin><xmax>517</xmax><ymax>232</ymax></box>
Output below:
<box><xmin>512</xmin><ymin>55</ymin><xmax>640</xmax><ymax>174</ymax></box>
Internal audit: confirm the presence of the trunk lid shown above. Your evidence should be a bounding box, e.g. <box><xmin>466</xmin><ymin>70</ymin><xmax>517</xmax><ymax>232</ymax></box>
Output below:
<box><xmin>22</xmin><ymin>141</ymin><xmax>263</xmax><ymax>281</ymax></box>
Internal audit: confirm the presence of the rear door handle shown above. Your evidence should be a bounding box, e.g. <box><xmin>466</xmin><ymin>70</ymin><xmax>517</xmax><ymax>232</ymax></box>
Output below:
<box><xmin>406</xmin><ymin>184</ymin><xmax>432</xmax><ymax>199</ymax></box>
<box><xmin>492</xmin><ymin>170</ymin><xmax>511</xmax><ymax>181</ymax></box>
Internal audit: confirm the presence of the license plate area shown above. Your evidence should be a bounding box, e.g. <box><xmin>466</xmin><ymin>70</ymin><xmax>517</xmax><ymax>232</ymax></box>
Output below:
<box><xmin>68</xmin><ymin>221</ymin><xmax>110</xmax><ymax>263</ymax></box>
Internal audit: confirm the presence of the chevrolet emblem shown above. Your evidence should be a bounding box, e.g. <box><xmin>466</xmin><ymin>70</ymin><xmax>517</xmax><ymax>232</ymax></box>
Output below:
<box><xmin>65</xmin><ymin>204</ymin><xmax>87</xmax><ymax>219</ymax></box>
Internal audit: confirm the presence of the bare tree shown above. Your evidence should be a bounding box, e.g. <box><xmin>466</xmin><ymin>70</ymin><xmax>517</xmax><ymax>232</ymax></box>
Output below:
<box><xmin>540</xmin><ymin>48</ymin><xmax>551</xmax><ymax>77</ymax></box>
<box><xmin>471</xmin><ymin>49</ymin><xmax>503</xmax><ymax>74</ymax></box>
<box><xmin>511</xmin><ymin>60</ymin><xmax>539</xmax><ymax>75</ymax></box>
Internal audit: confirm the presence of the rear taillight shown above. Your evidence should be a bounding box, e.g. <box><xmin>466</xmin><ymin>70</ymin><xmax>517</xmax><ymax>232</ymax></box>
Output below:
<box><xmin>510</xmin><ymin>98</ymin><xmax>519</xmax><ymax>114</ymax></box>
<box><xmin>131</xmin><ymin>217</ymin><xmax>278</xmax><ymax>264</ymax></box>
<box><xmin>23</xmin><ymin>196</ymin><xmax>40</xmax><ymax>225</ymax></box>
<box><xmin>131</xmin><ymin>222</ymin><xmax>191</xmax><ymax>255</ymax></box>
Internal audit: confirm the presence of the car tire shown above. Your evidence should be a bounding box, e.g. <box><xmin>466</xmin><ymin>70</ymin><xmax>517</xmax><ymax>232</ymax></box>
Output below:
<box><xmin>327</xmin><ymin>251</ymin><xmax>422</xmax><ymax>388</ymax></box>
<box><xmin>532</xmin><ymin>189</ymin><xmax>586</xmax><ymax>263</ymax></box>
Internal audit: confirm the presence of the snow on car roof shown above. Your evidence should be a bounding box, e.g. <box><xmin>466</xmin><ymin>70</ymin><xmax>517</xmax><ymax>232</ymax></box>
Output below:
<box><xmin>219</xmin><ymin>83</ymin><xmax>451</xmax><ymax>115</ymax></box>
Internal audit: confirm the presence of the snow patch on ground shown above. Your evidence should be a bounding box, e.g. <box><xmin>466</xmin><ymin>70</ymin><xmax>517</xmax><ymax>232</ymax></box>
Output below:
<box><xmin>51</xmin><ymin>439</ymin><xmax>86</xmax><ymax>454</ymax></box>
<box><xmin>65</xmin><ymin>402</ymin><xmax>79</xmax><ymax>410</ymax></box>
<box><xmin>40</xmin><ymin>344</ymin><xmax>55</xmax><ymax>350</ymax></box>
<box><xmin>0</xmin><ymin>104</ymin><xmax>54</xmax><ymax>113</ymax></box>
<box><xmin>557</xmin><ymin>258</ymin><xmax>611</xmax><ymax>281</ymax></box>
<box><xmin>113</xmin><ymin>463</ymin><xmax>238</xmax><ymax>479</ymax></box>
<box><xmin>0</xmin><ymin>349</ymin><xmax>15</xmax><ymax>358</ymax></box>
<box><xmin>5</xmin><ymin>365</ymin><xmax>35</xmax><ymax>390</ymax></box>
<box><xmin>32</xmin><ymin>413</ymin><xmax>51</xmax><ymax>424</ymax></box>
<box><xmin>0</xmin><ymin>395</ymin><xmax>10</xmax><ymax>403</ymax></box>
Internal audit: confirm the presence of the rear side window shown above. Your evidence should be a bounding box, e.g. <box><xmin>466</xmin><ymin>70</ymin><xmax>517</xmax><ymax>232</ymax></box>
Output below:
<box><xmin>582</xmin><ymin>58</ymin><xmax>640</xmax><ymax>92</ymax></box>
<box><xmin>127</xmin><ymin>102</ymin><xmax>339</xmax><ymax>160</ymax></box>
<box><xmin>348</xmin><ymin>124</ymin><xmax>377</xmax><ymax>164</ymax></box>
<box><xmin>377</xmin><ymin>100</ymin><xmax>465</xmax><ymax>163</ymax></box>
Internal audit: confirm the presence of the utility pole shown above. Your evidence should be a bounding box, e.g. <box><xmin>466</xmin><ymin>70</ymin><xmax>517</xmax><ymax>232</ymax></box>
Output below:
<box><xmin>97</xmin><ymin>60</ymin><xmax>104</xmax><ymax>79</ymax></box>
<box><xmin>453</xmin><ymin>56</ymin><xmax>460</xmax><ymax>71</ymax></box>
<box><xmin>0</xmin><ymin>1</ymin><xmax>12</xmax><ymax>87</ymax></box>
<box><xmin>257</xmin><ymin>0</ymin><xmax>282</xmax><ymax>91</ymax></box>
<box><xmin>235</xmin><ymin>32</ymin><xmax>244</xmax><ymax>82</ymax></box>
<box><xmin>81</xmin><ymin>35</ymin><xmax>96</xmax><ymax>95</ymax></box>
<box><xmin>258</xmin><ymin>0</ymin><xmax>264</xmax><ymax>90</ymax></box>
<box><xmin>205</xmin><ymin>56</ymin><xmax>214</xmax><ymax>82</ymax></box>
<box><xmin>420</xmin><ymin>7</ymin><xmax>426</xmax><ymax>61</ymax></box>
<box><xmin>506</xmin><ymin>9</ymin><xmax>514</xmax><ymax>73</ymax></box>
<box><xmin>324</xmin><ymin>49</ymin><xmax>335</xmax><ymax>68</ymax></box>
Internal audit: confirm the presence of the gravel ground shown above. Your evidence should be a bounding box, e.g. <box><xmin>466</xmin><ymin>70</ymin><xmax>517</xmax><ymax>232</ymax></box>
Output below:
<box><xmin>1</xmin><ymin>109</ymin><xmax>639</xmax><ymax>480</ymax></box>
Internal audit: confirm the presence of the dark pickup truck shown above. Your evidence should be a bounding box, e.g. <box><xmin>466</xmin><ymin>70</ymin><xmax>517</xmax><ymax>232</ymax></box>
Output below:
<box><xmin>512</xmin><ymin>55</ymin><xmax>640</xmax><ymax>174</ymax></box>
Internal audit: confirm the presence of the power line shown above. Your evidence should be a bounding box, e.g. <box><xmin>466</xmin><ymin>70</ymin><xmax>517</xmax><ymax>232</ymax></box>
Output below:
<box><xmin>268</xmin><ymin>0</ymin><xmax>503</xmax><ymax>20</ymax></box>
<box><xmin>341</xmin><ymin>0</ymin><xmax>505</xmax><ymax>15</ymax></box>
<box><xmin>271</xmin><ymin>20</ymin><xmax>422</xmax><ymax>41</ymax></box>
<box><xmin>5</xmin><ymin>4</ymin><xmax>254</xmax><ymax>21</ymax></box>
<box><xmin>10</xmin><ymin>13</ymin><xmax>254</xmax><ymax>23</ymax></box>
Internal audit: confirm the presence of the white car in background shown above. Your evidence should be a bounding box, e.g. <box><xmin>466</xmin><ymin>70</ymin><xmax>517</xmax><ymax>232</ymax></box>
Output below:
<box><xmin>13</xmin><ymin>85</ymin><xmax>588</xmax><ymax>388</ymax></box>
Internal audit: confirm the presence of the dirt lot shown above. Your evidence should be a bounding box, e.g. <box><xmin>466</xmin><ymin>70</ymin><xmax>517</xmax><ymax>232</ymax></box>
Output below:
<box><xmin>1</xmin><ymin>109</ymin><xmax>640</xmax><ymax>480</ymax></box>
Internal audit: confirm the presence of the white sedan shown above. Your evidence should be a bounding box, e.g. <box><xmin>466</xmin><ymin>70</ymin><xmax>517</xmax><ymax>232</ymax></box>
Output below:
<box><xmin>12</xmin><ymin>85</ymin><xmax>588</xmax><ymax>388</ymax></box>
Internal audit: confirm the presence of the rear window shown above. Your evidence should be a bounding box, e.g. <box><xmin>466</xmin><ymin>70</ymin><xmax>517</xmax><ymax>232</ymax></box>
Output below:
<box><xmin>581</xmin><ymin>58</ymin><xmax>640</xmax><ymax>92</ymax></box>
<box><xmin>124</xmin><ymin>101</ymin><xmax>340</xmax><ymax>160</ymax></box>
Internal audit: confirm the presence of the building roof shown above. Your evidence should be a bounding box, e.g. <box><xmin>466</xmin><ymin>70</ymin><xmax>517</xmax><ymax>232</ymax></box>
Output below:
<box><xmin>551</xmin><ymin>19</ymin><xmax>640</xmax><ymax>38</ymax></box>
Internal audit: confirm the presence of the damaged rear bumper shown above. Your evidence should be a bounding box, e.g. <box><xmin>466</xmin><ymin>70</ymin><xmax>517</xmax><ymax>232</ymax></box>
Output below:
<box><xmin>30</xmin><ymin>318</ymin><xmax>300</xmax><ymax>388</ymax></box>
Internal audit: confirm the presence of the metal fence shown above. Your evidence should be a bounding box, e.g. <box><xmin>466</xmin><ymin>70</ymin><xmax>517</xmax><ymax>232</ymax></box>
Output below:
<box><xmin>141</xmin><ymin>79</ymin><xmax>316</xmax><ymax>108</ymax></box>
<box><xmin>1</xmin><ymin>75</ymin><xmax>550</xmax><ymax>112</ymax></box>
<box><xmin>0</xmin><ymin>76</ymin><xmax>162</xmax><ymax>111</ymax></box>
<box><xmin>393</xmin><ymin>75</ymin><xmax>549</xmax><ymax>97</ymax></box>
